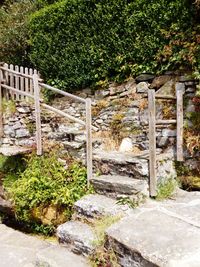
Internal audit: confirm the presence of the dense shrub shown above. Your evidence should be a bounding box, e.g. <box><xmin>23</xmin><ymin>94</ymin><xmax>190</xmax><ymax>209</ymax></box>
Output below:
<box><xmin>28</xmin><ymin>0</ymin><xmax>199</xmax><ymax>90</ymax></box>
<box><xmin>0</xmin><ymin>0</ymin><xmax>57</xmax><ymax>65</ymax></box>
<box><xmin>3</xmin><ymin>153</ymin><xmax>91</xmax><ymax>234</ymax></box>
<box><xmin>0</xmin><ymin>0</ymin><xmax>37</xmax><ymax>65</ymax></box>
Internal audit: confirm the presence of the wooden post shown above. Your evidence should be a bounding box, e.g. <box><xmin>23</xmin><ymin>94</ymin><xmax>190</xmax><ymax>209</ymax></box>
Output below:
<box><xmin>148</xmin><ymin>89</ymin><xmax>157</xmax><ymax>197</ymax></box>
<box><xmin>176</xmin><ymin>83</ymin><xmax>184</xmax><ymax>161</ymax></box>
<box><xmin>0</xmin><ymin>67</ymin><xmax>3</xmax><ymax>138</ymax></box>
<box><xmin>33</xmin><ymin>74</ymin><xmax>42</xmax><ymax>155</ymax></box>
<box><xmin>86</xmin><ymin>98</ymin><xmax>92</xmax><ymax>187</ymax></box>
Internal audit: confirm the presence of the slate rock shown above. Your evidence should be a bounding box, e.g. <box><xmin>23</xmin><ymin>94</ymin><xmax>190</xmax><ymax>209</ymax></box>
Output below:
<box><xmin>57</xmin><ymin>221</ymin><xmax>96</xmax><ymax>255</ymax></box>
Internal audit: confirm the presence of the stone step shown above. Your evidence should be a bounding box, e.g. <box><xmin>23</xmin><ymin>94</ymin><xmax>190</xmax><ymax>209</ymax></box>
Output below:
<box><xmin>93</xmin><ymin>149</ymin><xmax>177</xmax><ymax>182</ymax></box>
<box><xmin>106</xmin><ymin>208</ymin><xmax>200</xmax><ymax>267</ymax></box>
<box><xmin>93</xmin><ymin>150</ymin><xmax>149</xmax><ymax>179</ymax></box>
<box><xmin>73</xmin><ymin>194</ymin><xmax>130</xmax><ymax>221</ymax></box>
<box><xmin>91</xmin><ymin>175</ymin><xmax>148</xmax><ymax>197</ymax></box>
<box><xmin>0</xmin><ymin>224</ymin><xmax>89</xmax><ymax>267</ymax></box>
<box><xmin>56</xmin><ymin>221</ymin><xmax>96</xmax><ymax>256</ymax></box>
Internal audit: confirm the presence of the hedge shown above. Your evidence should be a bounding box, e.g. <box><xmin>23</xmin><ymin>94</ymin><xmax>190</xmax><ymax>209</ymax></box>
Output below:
<box><xmin>29</xmin><ymin>0</ymin><xmax>199</xmax><ymax>90</ymax></box>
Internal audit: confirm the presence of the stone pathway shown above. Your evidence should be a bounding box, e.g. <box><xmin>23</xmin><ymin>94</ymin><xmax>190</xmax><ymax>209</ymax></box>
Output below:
<box><xmin>107</xmin><ymin>190</ymin><xmax>200</xmax><ymax>267</ymax></box>
<box><xmin>0</xmin><ymin>224</ymin><xmax>89</xmax><ymax>267</ymax></box>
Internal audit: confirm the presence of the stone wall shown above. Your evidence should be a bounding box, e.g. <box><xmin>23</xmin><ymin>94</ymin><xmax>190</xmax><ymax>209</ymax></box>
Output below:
<box><xmin>1</xmin><ymin>73</ymin><xmax>199</xmax><ymax>175</ymax></box>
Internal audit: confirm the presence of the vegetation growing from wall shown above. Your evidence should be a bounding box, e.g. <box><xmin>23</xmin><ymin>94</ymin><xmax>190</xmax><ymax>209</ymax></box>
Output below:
<box><xmin>28</xmin><ymin>0</ymin><xmax>200</xmax><ymax>90</ymax></box>
<box><xmin>2</xmin><ymin>153</ymin><xmax>92</xmax><ymax>235</ymax></box>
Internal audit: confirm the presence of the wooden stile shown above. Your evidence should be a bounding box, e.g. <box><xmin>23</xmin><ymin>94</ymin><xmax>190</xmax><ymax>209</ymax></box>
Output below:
<box><xmin>176</xmin><ymin>83</ymin><xmax>184</xmax><ymax>161</ymax></box>
<box><xmin>0</xmin><ymin>67</ymin><xmax>3</xmax><ymax>138</ymax></box>
<box><xmin>148</xmin><ymin>89</ymin><xmax>157</xmax><ymax>197</ymax></box>
<box><xmin>86</xmin><ymin>98</ymin><xmax>93</xmax><ymax>187</ymax></box>
<box><xmin>33</xmin><ymin>74</ymin><xmax>42</xmax><ymax>156</ymax></box>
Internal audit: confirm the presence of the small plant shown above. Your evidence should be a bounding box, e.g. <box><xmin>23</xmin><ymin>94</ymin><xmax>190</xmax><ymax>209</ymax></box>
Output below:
<box><xmin>90</xmin><ymin>216</ymin><xmax>121</xmax><ymax>267</ymax></box>
<box><xmin>116</xmin><ymin>193</ymin><xmax>146</xmax><ymax>209</ymax></box>
<box><xmin>92</xmin><ymin>100</ymin><xmax>109</xmax><ymax>117</ymax></box>
<box><xmin>110</xmin><ymin>113</ymin><xmax>126</xmax><ymax>146</ymax></box>
<box><xmin>156</xmin><ymin>178</ymin><xmax>178</xmax><ymax>200</ymax></box>
<box><xmin>2</xmin><ymin>99</ymin><xmax>16</xmax><ymax>115</ymax></box>
<box><xmin>93</xmin><ymin>216</ymin><xmax>121</xmax><ymax>247</ymax></box>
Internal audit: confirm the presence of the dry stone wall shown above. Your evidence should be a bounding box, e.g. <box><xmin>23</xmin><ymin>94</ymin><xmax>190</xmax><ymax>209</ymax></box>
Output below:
<box><xmin>0</xmin><ymin>73</ymin><xmax>199</xmax><ymax>178</ymax></box>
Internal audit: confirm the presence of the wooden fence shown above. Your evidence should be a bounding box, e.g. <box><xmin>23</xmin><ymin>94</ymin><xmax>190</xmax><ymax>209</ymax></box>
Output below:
<box><xmin>0</xmin><ymin>63</ymin><xmax>39</xmax><ymax>101</ymax></box>
<box><xmin>0</xmin><ymin>63</ymin><xmax>93</xmax><ymax>186</ymax></box>
<box><xmin>148</xmin><ymin>84</ymin><xmax>185</xmax><ymax>197</ymax></box>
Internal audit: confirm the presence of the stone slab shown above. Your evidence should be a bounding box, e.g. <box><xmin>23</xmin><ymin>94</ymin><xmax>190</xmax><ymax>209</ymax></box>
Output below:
<box><xmin>0</xmin><ymin>224</ymin><xmax>89</xmax><ymax>267</ymax></box>
<box><xmin>36</xmin><ymin>245</ymin><xmax>89</xmax><ymax>267</ymax></box>
<box><xmin>73</xmin><ymin>194</ymin><xmax>130</xmax><ymax>220</ymax></box>
<box><xmin>0</xmin><ymin>146</ymin><xmax>33</xmax><ymax>156</ymax></box>
<box><xmin>91</xmin><ymin>175</ymin><xmax>148</xmax><ymax>196</ymax></box>
<box><xmin>57</xmin><ymin>221</ymin><xmax>96</xmax><ymax>255</ymax></box>
<box><xmin>107</xmin><ymin>208</ymin><xmax>200</xmax><ymax>267</ymax></box>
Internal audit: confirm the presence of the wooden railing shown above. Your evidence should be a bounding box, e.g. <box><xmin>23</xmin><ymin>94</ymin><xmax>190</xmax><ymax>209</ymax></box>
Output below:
<box><xmin>148</xmin><ymin>83</ymin><xmax>185</xmax><ymax>196</ymax></box>
<box><xmin>0</xmin><ymin>63</ymin><xmax>93</xmax><ymax>186</ymax></box>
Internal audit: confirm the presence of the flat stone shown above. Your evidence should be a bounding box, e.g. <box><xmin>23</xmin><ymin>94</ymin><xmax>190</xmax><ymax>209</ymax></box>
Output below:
<box><xmin>15</xmin><ymin>128</ymin><xmax>30</xmax><ymax>138</ymax></box>
<box><xmin>73</xmin><ymin>194</ymin><xmax>130</xmax><ymax>220</ymax></box>
<box><xmin>136</xmin><ymin>82</ymin><xmax>149</xmax><ymax>93</ymax></box>
<box><xmin>162</xmin><ymin>129</ymin><xmax>176</xmax><ymax>137</ymax></box>
<box><xmin>107</xmin><ymin>209</ymin><xmax>200</xmax><ymax>267</ymax></box>
<box><xmin>57</xmin><ymin>221</ymin><xmax>96</xmax><ymax>255</ymax></box>
<box><xmin>135</xmin><ymin>74</ymin><xmax>155</xmax><ymax>83</ymax></box>
<box><xmin>0</xmin><ymin>224</ymin><xmax>89</xmax><ymax>267</ymax></box>
<box><xmin>110</xmin><ymin>84</ymin><xmax>126</xmax><ymax>96</ymax></box>
<box><xmin>36</xmin><ymin>245</ymin><xmax>88</xmax><ymax>267</ymax></box>
<box><xmin>150</xmin><ymin>75</ymin><xmax>173</xmax><ymax>89</ymax></box>
<box><xmin>16</xmin><ymin>107</ymin><xmax>31</xmax><ymax>113</ymax></box>
<box><xmin>0</xmin><ymin>146</ymin><xmax>33</xmax><ymax>156</ymax></box>
<box><xmin>156</xmin><ymin>80</ymin><xmax>175</xmax><ymax>96</ymax></box>
<box><xmin>93</xmin><ymin>150</ymin><xmax>149</xmax><ymax>178</ymax></box>
<box><xmin>91</xmin><ymin>175</ymin><xmax>148</xmax><ymax>196</ymax></box>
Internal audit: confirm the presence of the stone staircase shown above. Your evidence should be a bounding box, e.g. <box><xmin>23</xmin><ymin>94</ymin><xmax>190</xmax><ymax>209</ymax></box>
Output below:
<box><xmin>56</xmin><ymin>190</ymin><xmax>200</xmax><ymax>267</ymax></box>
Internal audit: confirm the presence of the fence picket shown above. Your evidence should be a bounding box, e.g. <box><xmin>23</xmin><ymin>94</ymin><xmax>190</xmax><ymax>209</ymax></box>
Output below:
<box><xmin>15</xmin><ymin>65</ymin><xmax>20</xmax><ymax>100</ymax></box>
<box><xmin>3</xmin><ymin>63</ymin><xmax>9</xmax><ymax>100</ymax></box>
<box><xmin>29</xmin><ymin>68</ymin><xmax>33</xmax><ymax>96</ymax></box>
<box><xmin>10</xmin><ymin>64</ymin><xmax>14</xmax><ymax>99</ymax></box>
<box><xmin>25</xmin><ymin>67</ymin><xmax>29</xmax><ymax>100</ymax></box>
<box><xmin>20</xmin><ymin>66</ymin><xmax>24</xmax><ymax>100</ymax></box>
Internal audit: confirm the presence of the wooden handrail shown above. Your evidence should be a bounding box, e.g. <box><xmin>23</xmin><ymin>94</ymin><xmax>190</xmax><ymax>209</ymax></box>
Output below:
<box><xmin>39</xmin><ymin>83</ymin><xmax>86</xmax><ymax>103</ymax></box>
<box><xmin>1</xmin><ymin>84</ymin><xmax>34</xmax><ymax>99</ymax></box>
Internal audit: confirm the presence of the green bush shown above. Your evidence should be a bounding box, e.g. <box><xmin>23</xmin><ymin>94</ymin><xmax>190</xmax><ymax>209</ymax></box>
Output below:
<box><xmin>4</xmin><ymin>153</ymin><xmax>92</xmax><ymax>234</ymax></box>
<box><xmin>0</xmin><ymin>0</ymin><xmax>37</xmax><ymax>65</ymax></box>
<box><xmin>28</xmin><ymin>0</ymin><xmax>199</xmax><ymax>90</ymax></box>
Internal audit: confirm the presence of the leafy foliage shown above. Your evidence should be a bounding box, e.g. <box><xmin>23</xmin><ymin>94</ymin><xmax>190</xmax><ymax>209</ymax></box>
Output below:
<box><xmin>156</xmin><ymin>178</ymin><xmax>178</xmax><ymax>200</ymax></box>
<box><xmin>4</xmin><ymin>153</ymin><xmax>92</xmax><ymax>234</ymax></box>
<box><xmin>28</xmin><ymin>0</ymin><xmax>199</xmax><ymax>90</ymax></box>
<box><xmin>0</xmin><ymin>0</ymin><xmax>37</xmax><ymax>65</ymax></box>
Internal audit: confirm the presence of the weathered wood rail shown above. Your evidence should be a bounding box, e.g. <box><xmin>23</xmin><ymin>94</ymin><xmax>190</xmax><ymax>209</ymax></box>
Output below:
<box><xmin>0</xmin><ymin>63</ymin><xmax>93</xmax><ymax>186</ymax></box>
<box><xmin>148</xmin><ymin>84</ymin><xmax>185</xmax><ymax>197</ymax></box>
